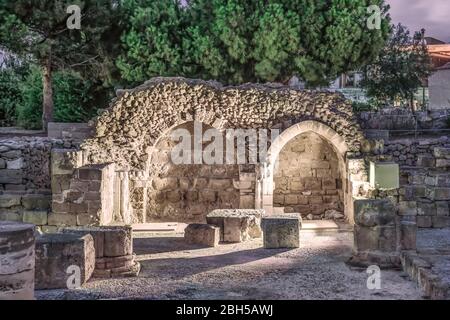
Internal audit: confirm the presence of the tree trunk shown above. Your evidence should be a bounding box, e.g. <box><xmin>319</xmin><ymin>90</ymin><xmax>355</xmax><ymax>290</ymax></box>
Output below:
<box><xmin>42</xmin><ymin>57</ymin><xmax>54</xmax><ymax>132</ymax></box>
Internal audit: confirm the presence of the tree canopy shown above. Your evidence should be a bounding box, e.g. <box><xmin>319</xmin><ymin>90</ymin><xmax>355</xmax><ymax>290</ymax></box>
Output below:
<box><xmin>361</xmin><ymin>23</ymin><xmax>433</xmax><ymax>107</ymax></box>
<box><xmin>118</xmin><ymin>0</ymin><xmax>391</xmax><ymax>86</ymax></box>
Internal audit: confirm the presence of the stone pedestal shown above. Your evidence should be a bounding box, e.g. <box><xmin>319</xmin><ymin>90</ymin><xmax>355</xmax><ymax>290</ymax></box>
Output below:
<box><xmin>206</xmin><ymin>209</ymin><xmax>263</xmax><ymax>243</ymax></box>
<box><xmin>35</xmin><ymin>233</ymin><xmax>95</xmax><ymax>289</ymax></box>
<box><xmin>261</xmin><ymin>214</ymin><xmax>302</xmax><ymax>249</ymax></box>
<box><xmin>184</xmin><ymin>224</ymin><xmax>220</xmax><ymax>247</ymax></box>
<box><xmin>350</xmin><ymin>198</ymin><xmax>400</xmax><ymax>267</ymax></box>
<box><xmin>0</xmin><ymin>222</ymin><xmax>35</xmax><ymax>300</ymax></box>
<box><xmin>63</xmin><ymin>226</ymin><xmax>140</xmax><ymax>278</ymax></box>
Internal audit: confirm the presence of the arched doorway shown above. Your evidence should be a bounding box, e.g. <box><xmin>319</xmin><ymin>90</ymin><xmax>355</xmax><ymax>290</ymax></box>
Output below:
<box><xmin>258</xmin><ymin>121</ymin><xmax>353</xmax><ymax>222</ymax></box>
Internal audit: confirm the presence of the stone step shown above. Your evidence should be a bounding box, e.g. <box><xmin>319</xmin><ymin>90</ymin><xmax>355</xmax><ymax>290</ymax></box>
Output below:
<box><xmin>401</xmin><ymin>250</ymin><xmax>450</xmax><ymax>300</ymax></box>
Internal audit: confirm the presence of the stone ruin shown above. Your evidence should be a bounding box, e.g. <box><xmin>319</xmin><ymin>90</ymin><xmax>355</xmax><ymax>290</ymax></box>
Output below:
<box><xmin>1</xmin><ymin>77</ymin><xmax>450</xmax><ymax>298</ymax></box>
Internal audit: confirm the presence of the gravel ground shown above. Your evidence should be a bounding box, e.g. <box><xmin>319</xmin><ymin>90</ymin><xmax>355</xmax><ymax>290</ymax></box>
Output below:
<box><xmin>36</xmin><ymin>230</ymin><xmax>424</xmax><ymax>300</ymax></box>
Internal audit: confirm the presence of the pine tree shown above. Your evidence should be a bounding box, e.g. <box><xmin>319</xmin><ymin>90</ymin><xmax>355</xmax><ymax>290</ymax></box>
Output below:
<box><xmin>0</xmin><ymin>0</ymin><xmax>122</xmax><ymax>130</ymax></box>
<box><xmin>118</xmin><ymin>0</ymin><xmax>391</xmax><ymax>86</ymax></box>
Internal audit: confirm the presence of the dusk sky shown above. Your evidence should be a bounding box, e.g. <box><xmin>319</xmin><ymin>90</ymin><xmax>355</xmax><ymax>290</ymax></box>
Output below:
<box><xmin>387</xmin><ymin>0</ymin><xmax>450</xmax><ymax>42</ymax></box>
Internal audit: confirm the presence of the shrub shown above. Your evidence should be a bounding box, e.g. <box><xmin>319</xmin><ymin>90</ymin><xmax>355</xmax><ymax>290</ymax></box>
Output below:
<box><xmin>16</xmin><ymin>66</ymin><xmax>108</xmax><ymax>129</ymax></box>
<box><xmin>0</xmin><ymin>58</ymin><xmax>28</xmax><ymax>126</ymax></box>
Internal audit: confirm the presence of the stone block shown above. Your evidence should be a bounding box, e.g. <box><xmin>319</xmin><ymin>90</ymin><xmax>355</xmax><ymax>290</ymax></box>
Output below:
<box><xmin>434</xmin><ymin>147</ymin><xmax>450</xmax><ymax>159</ymax></box>
<box><xmin>22</xmin><ymin>211</ymin><xmax>48</xmax><ymax>225</ymax></box>
<box><xmin>209</xmin><ymin>179</ymin><xmax>232</xmax><ymax>190</ymax></box>
<box><xmin>436</xmin><ymin>159</ymin><xmax>450</xmax><ymax>168</ymax></box>
<box><xmin>0</xmin><ymin>222</ymin><xmax>35</xmax><ymax>300</ymax></box>
<box><xmin>63</xmin><ymin>226</ymin><xmax>139</xmax><ymax>278</ymax></box>
<box><xmin>47</xmin><ymin>213</ymin><xmax>77</xmax><ymax>226</ymax></box>
<box><xmin>398</xmin><ymin>201</ymin><xmax>417</xmax><ymax>216</ymax></box>
<box><xmin>152</xmin><ymin>177</ymin><xmax>178</xmax><ymax>190</ymax></box>
<box><xmin>353</xmin><ymin>199</ymin><xmax>396</xmax><ymax>227</ymax></box>
<box><xmin>261</xmin><ymin>214</ymin><xmax>301</xmax><ymax>249</ymax></box>
<box><xmin>434</xmin><ymin>188</ymin><xmax>450</xmax><ymax>201</ymax></box>
<box><xmin>103</xmin><ymin>226</ymin><xmax>133</xmax><ymax>257</ymax></box>
<box><xmin>354</xmin><ymin>225</ymin><xmax>397</xmax><ymax>252</ymax></box>
<box><xmin>35</xmin><ymin>233</ymin><xmax>95</xmax><ymax>289</ymax></box>
<box><xmin>184</xmin><ymin>224</ymin><xmax>220</xmax><ymax>247</ymax></box>
<box><xmin>369</xmin><ymin>162</ymin><xmax>399</xmax><ymax>189</ymax></box>
<box><xmin>0</xmin><ymin>194</ymin><xmax>21</xmax><ymax>208</ymax></box>
<box><xmin>417</xmin><ymin>216</ymin><xmax>432</xmax><ymax>228</ymax></box>
<box><xmin>417</xmin><ymin>202</ymin><xmax>436</xmax><ymax>216</ymax></box>
<box><xmin>400</xmin><ymin>221</ymin><xmax>417</xmax><ymax>250</ymax></box>
<box><xmin>6</xmin><ymin>158</ymin><xmax>24</xmax><ymax>170</ymax></box>
<box><xmin>21</xmin><ymin>194</ymin><xmax>51</xmax><ymax>210</ymax></box>
<box><xmin>207</xmin><ymin>209</ymin><xmax>263</xmax><ymax>243</ymax></box>
<box><xmin>285</xmin><ymin>195</ymin><xmax>298</xmax><ymax>205</ymax></box>
<box><xmin>436</xmin><ymin>202</ymin><xmax>449</xmax><ymax>216</ymax></box>
<box><xmin>432</xmin><ymin>216</ymin><xmax>450</xmax><ymax>228</ymax></box>
<box><xmin>51</xmin><ymin>149</ymin><xmax>82</xmax><ymax>175</ymax></box>
<box><xmin>417</xmin><ymin>155</ymin><xmax>436</xmax><ymax>167</ymax></box>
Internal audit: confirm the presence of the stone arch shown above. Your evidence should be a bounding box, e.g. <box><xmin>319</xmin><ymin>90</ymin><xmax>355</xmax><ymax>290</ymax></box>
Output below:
<box><xmin>258</xmin><ymin>120</ymin><xmax>357</xmax><ymax>222</ymax></box>
<box><xmin>80</xmin><ymin>77</ymin><xmax>366</xmax><ymax>172</ymax></box>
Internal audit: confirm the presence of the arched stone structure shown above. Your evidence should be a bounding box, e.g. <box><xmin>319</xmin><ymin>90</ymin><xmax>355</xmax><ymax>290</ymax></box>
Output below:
<box><xmin>81</xmin><ymin>77</ymin><xmax>366</xmax><ymax>172</ymax></box>
<box><xmin>52</xmin><ymin>77</ymin><xmax>370</xmax><ymax>225</ymax></box>
<box><xmin>256</xmin><ymin>121</ymin><xmax>356</xmax><ymax>220</ymax></box>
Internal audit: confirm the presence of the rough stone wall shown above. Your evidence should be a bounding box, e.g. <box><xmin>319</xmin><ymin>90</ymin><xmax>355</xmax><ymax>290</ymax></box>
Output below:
<box><xmin>81</xmin><ymin>77</ymin><xmax>365</xmax><ymax>171</ymax></box>
<box><xmin>273</xmin><ymin>132</ymin><xmax>343</xmax><ymax>219</ymax></box>
<box><xmin>146</xmin><ymin>122</ymin><xmax>240</xmax><ymax>223</ymax></box>
<box><xmin>0</xmin><ymin>137</ymin><xmax>76</xmax><ymax>192</ymax></box>
<box><xmin>372</xmin><ymin>136</ymin><xmax>450</xmax><ymax>228</ymax></box>
<box><xmin>359</xmin><ymin>108</ymin><xmax>450</xmax><ymax>130</ymax></box>
<box><xmin>0</xmin><ymin>137</ymin><xmax>78</xmax><ymax>231</ymax></box>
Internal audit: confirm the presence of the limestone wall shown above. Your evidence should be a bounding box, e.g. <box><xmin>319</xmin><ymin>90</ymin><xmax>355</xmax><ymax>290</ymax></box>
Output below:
<box><xmin>0</xmin><ymin>137</ymin><xmax>78</xmax><ymax>230</ymax></box>
<box><xmin>273</xmin><ymin>132</ymin><xmax>343</xmax><ymax>219</ymax></box>
<box><xmin>0</xmin><ymin>137</ymin><xmax>76</xmax><ymax>192</ymax></box>
<box><xmin>145</xmin><ymin>122</ymin><xmax>240</xmax><ymax>223</ymax></box>
<box><xmin>372</xmin><ymin>136</ymin><xmax>450</xmax><ymax>228</ymax></box>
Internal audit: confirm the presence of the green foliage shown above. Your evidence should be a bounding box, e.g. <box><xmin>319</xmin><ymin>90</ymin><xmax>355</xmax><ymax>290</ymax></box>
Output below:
<box><xmin>16</xmin><ymin>66</ymin><xmax>104</xmax><ymax>129</ymax></box>
<box><xmin>118</xmin><ymin>0</ymin><xmax>391</xmax><ymax>86</ymax></box>
<box><xmin>360</xmin><ymin>24</ymin><xmax>433</xmax><ymax>106</ymax></box>
<box><xmin>352</xmin><ymin>101</ymin><xmax>375</xmax><ymax>112</ymax></box>
<box><xmin>0</xmin><ymin>57</ymin><xmax>28</xmax><ymax>126</ymax></box>
<box><xmin>0</xmin><ymin>0</ymin><xmax>123</xmax><ymax>126</ymax></box>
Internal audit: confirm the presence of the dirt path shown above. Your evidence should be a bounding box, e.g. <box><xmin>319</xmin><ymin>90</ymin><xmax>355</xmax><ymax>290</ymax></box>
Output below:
<box><xmin>36</xmin><ymin>230</ymin><xmax>423</xmax><ymax>300</ymax></box>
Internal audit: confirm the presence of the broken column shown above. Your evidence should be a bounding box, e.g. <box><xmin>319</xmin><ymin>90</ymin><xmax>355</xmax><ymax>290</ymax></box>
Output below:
<box><xmin>0</xmin><ymin>222</ymin><xmax>35</xmax><ymax>300</ymax></box>
<box><xmin>63</xmin><ymin>226</ymin><xmax>140</xmax><ymax>278</ymax></box>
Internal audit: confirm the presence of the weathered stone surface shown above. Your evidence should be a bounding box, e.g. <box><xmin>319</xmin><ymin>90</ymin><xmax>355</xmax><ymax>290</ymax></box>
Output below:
<box><xmin>22</xmin><ymin>210</ymin><xmax>48</xmax><ymax>225</ymax></box>
<box><xmin>354</xmin><ymin>225</ymin><xmax>397</xmax><ymax>252</ymax></box>
<box><xmin>0</xmin><ymin>194</ymin><xmax>21</xmax><ymax>208</ymax></box>
<box><xmin>81</xmin><ymin>77</ymin><xmax>365</xmax><ymax>172</ymax></box>
<box><xmin>354</xmin><ymin>199</ymin><xmax>396</xmax><ymax>227</ymax></box>
<box><xmin>63</xmin><ymin>226</ymin><xmax>139</xmax><ymax>278</ymax></box>
<box><xmin>21</xmin><ymin>194</ymin><xmax>51</xmax><ymax>210</ymax></box>
<box><xmin>417</xmin><ymin>216</ymin><xmax>433</xmax><ymax>228</ymax></box>
<box><xmin>207</xmin><ymin>209</ymin><xmax>263</xmax><ymax>243</ymax></box>
<box><xmin>0</xmin><ymin>222</ymin><xmax>35</xmax><ymax>300</ymax></box>
<box><xmin>35</xmin><ymin>233</ymin><xmax>95</xmax><ymax>289</ymax></box>
<box><xmin>261</xmin><ymin>214</ymin><xmax>301</xmax><ymax>249</ymax></box>
<box><xmin>184</xmin><ymin>224</ymin><xmax>220</xmax><ymax>247</ymax></box>
<box><xmin>400</xmin><ymin>221</ymin><xmax>417</xmax><ymax>250</ymax></box>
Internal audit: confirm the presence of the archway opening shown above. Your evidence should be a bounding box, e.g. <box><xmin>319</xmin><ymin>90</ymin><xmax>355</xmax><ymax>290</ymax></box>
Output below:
<box><xmin>272</xmin><ymin>131</ymin><xmax>345</xmax><ymax>222</ymax></box>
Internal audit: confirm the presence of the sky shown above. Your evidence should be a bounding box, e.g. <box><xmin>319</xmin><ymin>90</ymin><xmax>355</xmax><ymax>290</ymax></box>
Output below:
<box><xmin>387</xmin><ymin>0</ymin><xmax>450</xmax><ymax>42</ymax></box>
